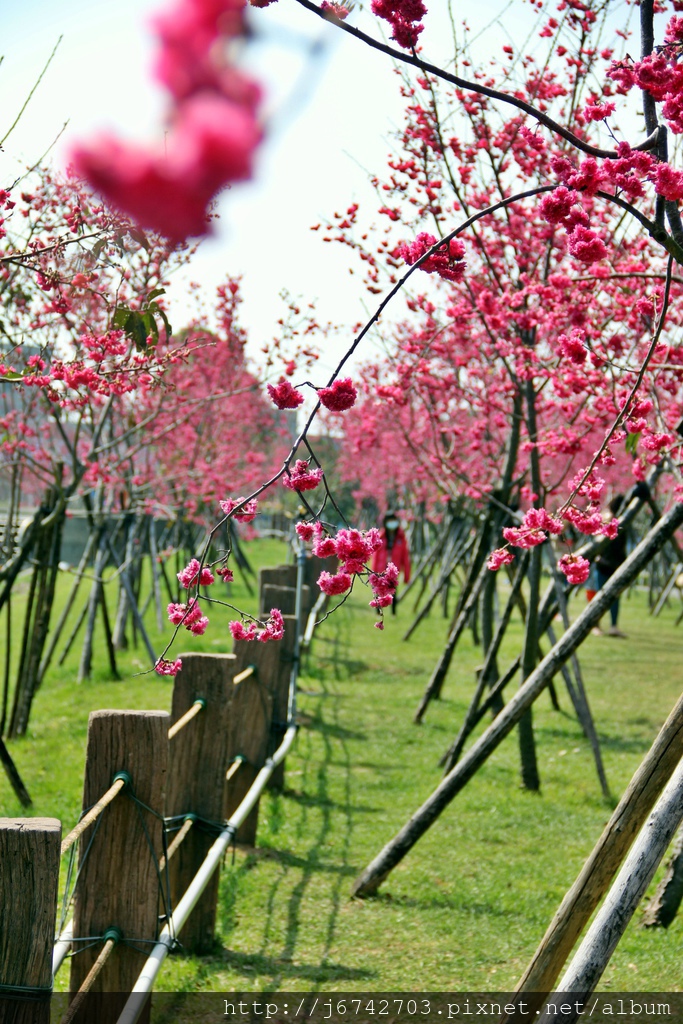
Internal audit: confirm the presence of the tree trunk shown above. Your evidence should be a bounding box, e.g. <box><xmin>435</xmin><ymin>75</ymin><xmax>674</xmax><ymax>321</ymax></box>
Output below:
<box><xmin>518</xmin><ymin>543</ymin><xmax>541</xmax><ymax>791</ymax></box>
<box><xmin>8</xmin><ymin>496</ymin><xmax>65</xmax><ymax>737</ymax></box>
<box><xmin>78</xmin><ymin>534</ymin><xmax>109</xmax><ymax>683</ymax></box>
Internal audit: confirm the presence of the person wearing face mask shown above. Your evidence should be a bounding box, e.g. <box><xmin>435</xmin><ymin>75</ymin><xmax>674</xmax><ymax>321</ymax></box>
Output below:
<box><xmin>371</xmin><ymin>510</ymin><xmax>411</xmax><ymax>614</ymax></box>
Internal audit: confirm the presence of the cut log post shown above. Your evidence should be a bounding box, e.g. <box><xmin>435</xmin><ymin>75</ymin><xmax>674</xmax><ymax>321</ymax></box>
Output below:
<box><xmin>351</xmin><ymin>500</ymin><xmax>683</xmax><ymax>898</ymax></box>
<box><xmin>267</xmin><ymin>614</ymin><xmax>297</xmax><ymax>791</ymax></box>
<box><xmin>70</xmin><ymin>710</ymin><xmax>168</xmax><ymax>1024</ymax></box>
<box><xmin>538</xmin><ymin>756</ymin><xmax>683</xmax><ymax>1024</ymax></box>
<box><xmin>226</xmin><ymin>640</ymin><xmax>278</xmax><ymax>844</ymax></box>
<box><xmin>506</xmin><ymin>688</ymin><xmax>683</xmax><ymax>1020</ymax></box>
<box><xmin>641</xmin><ymin>822</ymin><xmax>683</xmax><ymax>928</ymax></box>
<box><xmin>260</xmin><ymin>583</ymin><xmax>309</xmax><ymax>619</ymax></box>
<box><xmin>258</xmin><ymin>565</ymin><xmax>297</xmax><ymax>617</ymax></box>
<box><xmin>259</xmin><ymin>564</ymin><xmax>298</xmax><ymax>590</ymax></box>
<box><xmin>0</xmin><ymin>818</ymin><xmax>60</xmax><ymax>1024</ymax></box>
<box><xmin>166</xmin><ymin>653</ymin><xmax>235</xmax><ymax>953</ymax></box>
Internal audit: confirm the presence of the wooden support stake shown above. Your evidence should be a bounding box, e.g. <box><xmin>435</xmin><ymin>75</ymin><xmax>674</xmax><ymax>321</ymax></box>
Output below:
<box><xmin>0</xmin><ymin>817</ymin><xmax>61</xmax><ymax>1024</ymax></box>
<box><xmin>167</xmin><ymin>698</ymin><xmax>205</xmax><ymax>740</ymax></box>
<box><xmin>506</xmin><ymin>689</ymin><xmax>683</xmax><ymax>1020</ymax></box>
<box><xmin>226</xmin><ymin>757</ymin><xmax>245</xmax><ymax>781</ymax></box>
<box><xmin>70</xmin><ymin>710</ymin><xmax>168</xmax><ymax>1024</ymax></box>
<box><xmin>165</xmin><ymin>653</ymin><xmax>235</xmax><ymax>954</ymax></box>
<box><xmin>539</xmin><ymin>757</ymin><xmax>683</xmax><ymax>1021</ymax></box>
<box><xmin>352</xmin><ymin>500</ymin><xmax>683</xmax><ymax>899</ymax></box>
<box><xmin>227</xmin><ymin>638</ymin><xmax>278</xmax><ymax>844</ymax></box>
<box><xmin>61</xmin><ymin>776</ymin><xmax>126</xmax><ymax>856</ymax></box>
<box><xmin>158</xmin><ymin>816</ymin><xmax>195</xmax><ymax>873</ymax></box>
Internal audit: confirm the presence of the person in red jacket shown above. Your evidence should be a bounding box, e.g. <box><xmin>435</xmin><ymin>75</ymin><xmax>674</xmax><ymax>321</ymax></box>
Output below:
<box><xmin>371</xmin><ymin>511</ymin><xmax>411</xmax><ymax>614</ymax></box>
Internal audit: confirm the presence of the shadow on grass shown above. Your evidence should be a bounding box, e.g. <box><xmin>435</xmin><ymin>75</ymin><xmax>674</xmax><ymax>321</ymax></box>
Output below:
<box><xmin>214</xmin><ymin>648</ymin><xmax>362</xmax><ymax>988</ymax></box>
<box><xmin>213</xmin><ymin>949</ymin><xmax>376</xmax><ymax>983</ymax></box>
<box><xmin>242</xmin><ymin>845</ymin><xmax>358</xmax><ymax>877</ymax></box>
<box><xmin>282</xmin><ymin>790</ymin><xmax>379</xmax><ymax>815</ymax></box>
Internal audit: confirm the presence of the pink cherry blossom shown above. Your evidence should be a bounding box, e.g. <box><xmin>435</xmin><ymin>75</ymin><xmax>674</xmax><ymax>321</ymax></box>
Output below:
<box><xmin>229</xmin><ymin>619</ymin><xmax>259</xmax><ymax>641</ymax></box>
<box><xmin>295</xmin><ymin>521</ymin><xmax>316</xmax><ymax>541</ymax></box>
<box><xmin>229</xmin><ymin>607</ymin><xmax>284</xmax><ymax>642</ymax></box>
<box><xmin>72</xmin><ymin>96</ymin><xmax>260</xmax><ymax>244</ymax></box>
<box><xmin>319</xmin><ymin>377</ymin><xmax>358</xmax><ymax>412</ymax></box>
<box><xmin>155</xmin><ymin>657</ymin><xmax>183</xmax><ymax>676</ymax></box>
<box><xmin>487</xmin><ymin>548</ymin><xmax>515</xmax><ymax>571</ymax></box>
<box><xmin>558</xmin><ymin>554</ymin><xmax>591</xmax><ymax>585</ymax></box>
<box><xmin>399</xmin><ymin>232</ymin><xmax>466</xmax><ymax>282</ymax></box>
<box><xmin>539</xmin><ymin>186</ymin><xmax>577</xmax><ymax>224</ymax></box>
<box><xmin>259</xmin><ymin>607</ymin><xmax>285</xmax><ymax>641</ymax></box>
<box><xmin>318</xmin><ymin>571</ymin><xmax>353</xmax><ymax>596</ymax></box>
<box><xmin>177</xmin><ymin>558</ymin><xmax>215</xmax><ymax>588</ymax></box>
<box><xmin>220</xmin><ymin>496</ymin><xmax>258</xmax><ymax>522</ymax></box>
<box><xmin>567</xmin><ymin>226</ymin><xmax>608</xmax><ymax>263</ymax></box>
<box><xmin>282</xmin><ymin>460</ymin><xmax>324</xmax><ymax>491</ymax></box>
<box><xmin>267</xmin><ymin>378</ymin><xmax>304</xmax><ymax>409</ymax></box>
<box><xmin>320</xmin><ymin>1</ymin><xmax>350</xmax><ymax>17</ymax></box>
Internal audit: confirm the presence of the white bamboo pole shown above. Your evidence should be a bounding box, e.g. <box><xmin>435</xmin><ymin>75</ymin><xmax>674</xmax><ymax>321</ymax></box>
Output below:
<box><xmin>52</xmin><ymin>919</ymin><xmax>73</xmax><ymax>975</ymax></box>
<box><xmin>540</xmin><ymin>755</ymin><xmax>683</xmax><ymax>1024</ymax></box>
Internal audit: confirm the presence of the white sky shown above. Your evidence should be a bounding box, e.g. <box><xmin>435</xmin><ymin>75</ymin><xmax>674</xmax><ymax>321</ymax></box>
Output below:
<box><xmin>0</xmin><ymin>0</ymin><xmax>621</xmax><ymax>379</ymax></box>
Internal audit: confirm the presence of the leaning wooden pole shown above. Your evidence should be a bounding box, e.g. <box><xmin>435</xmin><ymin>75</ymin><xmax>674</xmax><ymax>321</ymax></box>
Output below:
<box><xmin>537</xmin><ymin>755</ymin><xmax>683</xmax><ymax>1024</ymax></box>
<box><xmin>503</xmin><ymin>688</ymin><xmax>683</xmax><ymax>1019</ymax></box>
<box><xmin>350</xmin><ymin>500</ymin><xmax>683</xmax><ymax>898</ymax></box>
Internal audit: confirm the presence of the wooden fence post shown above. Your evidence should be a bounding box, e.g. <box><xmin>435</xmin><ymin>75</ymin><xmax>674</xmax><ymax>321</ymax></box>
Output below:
<box><xmin>226</xmin><ymin>641</ymin><xmax>279</xmax><ymax>844</ymax></box>
<box><xmin>166</xmin><ymin>653</ymin><xmax>235</xmax><ymax>953</ymax></box>
<box><xmin>259</xmin><ymin>564</ymin><xmax>297</xmax><ymax>592</ymax></box>
<box><xmin>0</xmin><ymin>818</ymin><xmax>60</xmax><ymax>1024</ymax></box>
<box><xmin>69</xmin><ymin>710</ymin><xmax>168</xmax><ymax>1024</ymax></box>
<box><xmin>268</xmin><ymin>614</ymin><xmax>298</xmax><ymax>792</ymax></box>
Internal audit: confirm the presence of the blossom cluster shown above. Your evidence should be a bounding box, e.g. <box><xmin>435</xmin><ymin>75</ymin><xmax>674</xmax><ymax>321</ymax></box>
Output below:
<box><xmin>167</xmin><ymin>598</ymin><xmax>210</xmax><ymax>635</ymax></box>
<box><xmin>371</xmin><ymin>0</ymin><xmax>426</xmax><ymax>50</ymax></box>
<box><xmin>295</xmin><ymin>521</ymin><xmax>398</xmax><ymax>621</ymax></box>
<box><xmin>220</xmin><ymin>496</ymin><xmax>259</xmax><ymax>522</ymax></box>
<box><xmin>266</xmin><ymin>376</ymin><xmax>358</xmax><ymax>412</ymax></box>
<box><xmin>229</xmin><ymin>608</ymin><xmax>285</xmax><ymax>642</ymax></box>
<box><xmin>399</xmin><ymin>233</ymin><xmax>467</xmax><ymax>281</ymax></box>
<box><xmin>73</xmin><ymin>0</ymin><xmax>262</xmax><ymax>242</ymax></box>
<box><xmin>282</xmin><ymin>459</ymin><xmax>324</xmax><ymax>491</ymax></box>
<box><xmin>502</xmin><ymin>507</ymin><xmax>564</xmax><ymax>549</ymax></box>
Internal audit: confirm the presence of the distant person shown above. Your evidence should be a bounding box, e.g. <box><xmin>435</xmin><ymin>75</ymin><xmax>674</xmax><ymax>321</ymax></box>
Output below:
<box><xmin>371</xmin><ymin>510</ymin><xmax>411</xmax><ymax>615</ymax></box>
<box><xmin>592</xmin><ymin>494</ymin><xmax>628</xmax><ymax>638</ymax></box>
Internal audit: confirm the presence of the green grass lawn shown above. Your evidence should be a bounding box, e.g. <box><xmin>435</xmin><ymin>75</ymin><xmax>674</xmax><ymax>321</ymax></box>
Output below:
<box><xmin>1</xmin><ymin>542</ymin><xmax>682</xmax><ymax>994</ymax></box>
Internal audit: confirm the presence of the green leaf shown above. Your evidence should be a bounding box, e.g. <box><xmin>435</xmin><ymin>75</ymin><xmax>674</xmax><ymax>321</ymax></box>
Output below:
<box><xmin>625</xmin><ymin>431</ymin><xmax>641</xmax><ymax>455</ymax></box>
<box><xmin>128</xmin><ymin>227</ymin><xmax>150</xmax><ymax>251</ymax></box>
<box><xmin>147</xmin><ymin>287</ymin><xmax>165</xmax><ymax>302</ymax></box>
<box><xmin>90</xmin><ymin>239</ymin><xmax>107</xmax><ymax>261</ymax></box>
<box><xmin>112</xmin><ymin>305</ymin><xmax>132</xmax><ymax>330</ymax></box>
